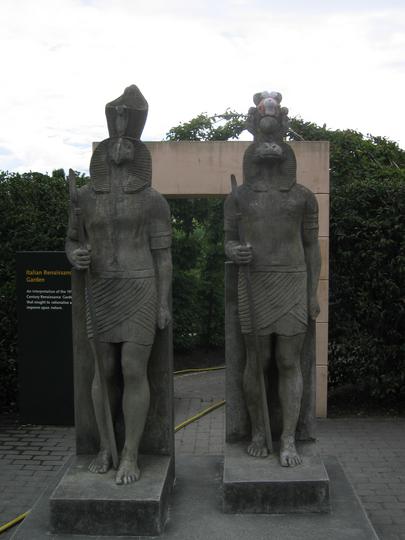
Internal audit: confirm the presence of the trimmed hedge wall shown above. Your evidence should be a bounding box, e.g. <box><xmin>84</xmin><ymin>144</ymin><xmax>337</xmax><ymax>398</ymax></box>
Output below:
<box><xmin>329</xmin><ymin>174</ymin><xmax>405</xmax><ymax>399</ymax></box>
<box><xmin>0</xmin><ymin>170</ymin><xmax>70</xmax><ymax>411</ymax></box>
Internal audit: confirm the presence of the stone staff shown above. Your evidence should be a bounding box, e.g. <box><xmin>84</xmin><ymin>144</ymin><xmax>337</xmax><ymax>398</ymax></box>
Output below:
<box><xmin>230</xmin><ymin>173</ymin><xmax>273</xmax><ymax>454</ymax></box>
<box><xmin>68</xmin><ymin>168</ymin><xmax>119</xmax><ymax>469</ymax></box>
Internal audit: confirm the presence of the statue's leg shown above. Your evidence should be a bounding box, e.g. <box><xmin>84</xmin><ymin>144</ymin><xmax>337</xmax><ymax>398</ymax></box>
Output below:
<box><xmin>88</xmin><ymin>340</ymin><xmax>119</xmax><ymax>474</ymax></box>
<box><xmin>243</xmin><ymin>334</ymin><xmax>271</xmax><ymax>457</ymax></box>
<box><xmin>115</xmin><ymin>342</ymin><xmax>152</xmax><ymax>485</ymax></box>
<box><xmin>275</xmin><ymin>333</ymin><xmax>305</xmax><ymax>467</ymax></box>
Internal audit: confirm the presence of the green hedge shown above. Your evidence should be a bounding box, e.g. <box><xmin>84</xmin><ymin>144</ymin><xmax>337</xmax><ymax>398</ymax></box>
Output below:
<box><xmin>329</xmin><ymin>173</ymin><xmax>405</xmax><ymax>399</ymax></box>
<box><xmin>169</xmin><ymin>198</ymin><xmax>225</xmax><ymax>351</ymax></box>
<box><xmin>0</xmin><ymin>170</ymin><xmax>70</xmax><ymax>411</ymax></box>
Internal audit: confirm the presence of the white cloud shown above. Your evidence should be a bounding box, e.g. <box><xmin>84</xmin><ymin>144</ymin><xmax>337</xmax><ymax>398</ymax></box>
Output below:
<box><xmin>0</xmin><ymin>0</ymin><xmax>404</xmax><ymax>174</ymax></box>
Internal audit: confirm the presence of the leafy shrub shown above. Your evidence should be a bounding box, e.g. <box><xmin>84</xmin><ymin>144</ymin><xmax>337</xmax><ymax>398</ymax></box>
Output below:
<box><xmin>170</xmin><ymin>198</ymin><xmax>225</xmax><ymax>351</ymax></box>
<box><xmin>0</xmin><ymin>170</ymin><xmax>72</xmax><ymax>410</ymax></box>
<box><xmin>329</xmin><ymin>175</ymin><xmax>405</xmax><ymax>399</ymax></box>
<box><xmin>289</xmin><ymin>119</ymin><xmax>405</xmax><ymax>186</ymax></box>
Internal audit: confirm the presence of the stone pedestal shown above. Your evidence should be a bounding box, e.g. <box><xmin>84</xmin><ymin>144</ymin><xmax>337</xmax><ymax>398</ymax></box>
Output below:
<box><xmin>49</xmin><ymin>454</ymin><xmax>174</xmax><ymax>536</ymax></box>
<box><xmin>223</xmin><ymin>442</ymin><xmax>329</xmax><ymax>514</ymax></box>
<box><xmin>12</xmin><ymin>455</ymin><xmax>378</xmax><ymax>540</ymax></box>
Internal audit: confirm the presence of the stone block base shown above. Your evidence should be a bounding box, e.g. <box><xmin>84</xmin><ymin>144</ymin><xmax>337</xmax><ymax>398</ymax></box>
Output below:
<box><xmin>49</xmin><ymin>454</ymin><xmax>174</xmax><ymax>536</ymax></box>
<box><xmin>12</xmin><ymin>455</ymin><xmax>378</xmax><ymax>539</ymax></box>
<box><xmin>223</xmin><ymin>442</ymin><xmax>329</xmax><ymax>513</ymax></box>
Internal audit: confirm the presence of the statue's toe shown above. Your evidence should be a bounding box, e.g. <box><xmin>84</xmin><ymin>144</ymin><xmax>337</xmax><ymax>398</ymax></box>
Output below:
<box><xmin>88</xmin><ymin>450</ymin><xmax>112</xmax><ymax>474</ymax></box>
<box><xmin>247</xmin><ymin>441</ymin><xmax>268</xmax><ymax>458</ymax></box>
<box><xmin>116</xmin><ymin>458</ymin><xmax>140</xmax><ymax>485</ymax></box>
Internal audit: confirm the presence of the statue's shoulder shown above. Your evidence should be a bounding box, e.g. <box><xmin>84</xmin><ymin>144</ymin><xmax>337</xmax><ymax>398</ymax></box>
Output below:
<box><xmin>225</xmin><ymin>184</ymin><xmax>250</xmax><ymax>215</ymax></box>
<box><xmin>294</xmin><ymin>183</ymin><xmax>314</xmax><ymax>195</ymax></box>
<box><xmin>145</xmin><ymin>187</ymin><xmax>168</xmax><ymax>204</ymax></box>
<box><xmin>145</xmin><ymin>186</ymin><xmax>163</xmax><ymax>199</ymax></box>
<box><xmin>238</xmin><ymin>184</ymin><xmax>250</xmax><ymax>195</ymax></box>
<box><xmin>144</xmin><ymin>187</ymin><xmax>170</xmax><ymax>215</ymax></box>
<box><xmin>76</xmin><ymin>182</ymin><xmax>92</xmax><ymax>203</ymax></box>
<box><xmin>294</xmin><ymin>183</ymin><xmax>316</xmax><ymax>200</ymax></box>
<box><xmin>225</xmin><ymin>183</ymin><xmax>249</xmax><ymax>200</ymax></box>
<box><xmin>294</xmin><ymin>183</ymin><xmax>318</xmax><ymax>212</ymax></box>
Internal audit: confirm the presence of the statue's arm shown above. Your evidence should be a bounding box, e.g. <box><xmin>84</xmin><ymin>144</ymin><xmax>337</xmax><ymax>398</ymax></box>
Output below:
<box><xmin>303</xmin><ymin>191</ymin><xmax>321</xmax><ymax>320</ymax></box>
<box><xmin>150</xmin><ymin>193</ymin><xmax>173</xmax><ymax>329</ymax></box>
<box><xmin>225</xmin><ymin>229</ymin><xmax>240</xmax><ymax>260</ymax></box>
<box><xmin>152</xmin><ymin>248</ymin><xmax>172</xmax><ymax>329</ymax></box>
<box><xmin>65</xmin><ymin>191</ymin><xmax>91</xmax><ymax>270</ymax></box>
<box><xmin>224</xmin><ymin>194</ymin><xmax>252</xmax><ymax>264</ymax></box>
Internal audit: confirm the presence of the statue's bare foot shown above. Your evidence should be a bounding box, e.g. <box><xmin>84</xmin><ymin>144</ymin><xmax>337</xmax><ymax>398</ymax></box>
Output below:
<box><xmin>280</xmin><ymin>436</ymin><xmax>302</xmax><ymax>467</ymax></box>
<box><xmin>115</xmin><ymin>453</ymin><xmax>140</xmax><ymax>485</ymax></box>
<box><xmin>247</xmin><ymin>434</ymin><xmax>268</xmax><ymax>457</ymax></box>
<box><xmin>88</xmin><ymin>449</ymin><xmax>112</xmax><ymax>474</ymax></box>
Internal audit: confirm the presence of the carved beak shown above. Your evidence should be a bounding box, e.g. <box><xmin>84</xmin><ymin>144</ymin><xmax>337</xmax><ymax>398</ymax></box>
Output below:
<box><xmin>111</xmin><ymin>138</ymin><xmax>124</xmax><ymax>165</ymax></box>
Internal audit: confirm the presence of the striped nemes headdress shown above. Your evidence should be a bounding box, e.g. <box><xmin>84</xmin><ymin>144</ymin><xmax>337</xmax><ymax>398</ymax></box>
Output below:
<box><xmin>90</xmin><ymin>85</ymin><xmax>152</xmax><ymax>193</ymax></box>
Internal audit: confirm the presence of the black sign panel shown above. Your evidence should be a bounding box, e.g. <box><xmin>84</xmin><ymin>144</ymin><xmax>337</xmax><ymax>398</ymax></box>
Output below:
<box><xmin>16</xmin><ymin>252</ymin><xmax>74</xmax><ymax>425</ymax></box>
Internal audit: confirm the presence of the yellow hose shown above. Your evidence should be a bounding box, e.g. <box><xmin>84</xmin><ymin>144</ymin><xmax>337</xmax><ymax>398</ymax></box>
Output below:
<box><xmin>0</xmin><ymin>511</ymin><xmax>30</xmax><ymax>534</ymax></box>
<box><xmin>175</xmin><ymin>399</ymin><xmax>225</xmax><ymax>432</ymax></box>
<box><xmin>174</xmin><ymin>366</ymin><xmax>225</xmax><ymax>376</ymax></box>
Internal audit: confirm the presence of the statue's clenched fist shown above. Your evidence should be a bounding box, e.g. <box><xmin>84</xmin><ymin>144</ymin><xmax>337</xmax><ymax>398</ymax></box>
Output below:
<box><xmin>228</xmin><ymin>243</ymin><xmax>253</xmax><ymax>265</ymax></box>
<box><xmin>71</xmin><ymin>245</ymin><xmax>91</xmax><ymax>270</ymax></box>
<box><xmin>157</xmin><ymin>304</ymin><xmax>171</xmax><ymax>330</ymax></box>
<box><xmin>308</xmin><ymin>295</ymin><xmax>320</xmax><ymax>320</ymax></box>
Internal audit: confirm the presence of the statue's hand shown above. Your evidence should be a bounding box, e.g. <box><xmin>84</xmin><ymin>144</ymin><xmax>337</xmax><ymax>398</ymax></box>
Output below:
<box><xmin>71</xmin><ymin>245</ymin><xmax>91</xmax><ymax>270</ymax></box>
<box><xmin>308</xmin><ymin>295</ymin><xmax>320</xmax><ymax>320</ymax></box>
<box><xmin>229</xmin><ymin>244</ymin><xmax>253</xmax><ymax>265</ymax></box>
<box><xmin>157</xmin><ymin>304</ymin><xmax>171</xmax><ymax>330</ymax></box>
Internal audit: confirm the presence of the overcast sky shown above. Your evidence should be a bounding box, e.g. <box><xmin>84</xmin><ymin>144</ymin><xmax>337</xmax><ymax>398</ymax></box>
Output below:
<box><xmin>1</xmin><ymin>0</ymin><xmax>404</xmax><ymax>174</ymax></box>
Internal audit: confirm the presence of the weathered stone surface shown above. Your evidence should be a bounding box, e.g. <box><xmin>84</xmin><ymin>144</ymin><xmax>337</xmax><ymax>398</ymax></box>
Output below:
<box><xmin>223</xmin><ymin>442</ymin><xmax>329</xmax><ymax>514</ymax></box>
<box><xmin>224</xmin><ymin>91</ymin><xmax>321</xmax><ymax>472</ymax></box>
<box><xmin>72</xmin><ymin>269</ymin><xmax>174</xmax><ymax>458</ymax></box>
<box><xmin>66</xmin><ymin>85</ymin><xmax>174</xmax><ymax>492</ymax></box>
<box><xmin>225</xmin><ymin>262</ymin><xmax>317</xmax><ymax>444</ymax></box>
<box><xmin>12</xmin><ymin>455</ymin><xmax>378</xmax><ymax>539</ymax></box>
<box><xmin>49</xmin><ymin>455</ymin><xmax>174</xmax><ymax>536</ymax></box>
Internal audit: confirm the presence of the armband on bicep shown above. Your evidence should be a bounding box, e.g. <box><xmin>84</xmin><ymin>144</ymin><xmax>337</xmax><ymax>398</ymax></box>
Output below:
<box><xmin>150</xmin><ymin>231</ymin><xmax>172</xmax><ymax>250</ymax></box>
<box><xmin>224</xmin><ymin>194</ymin><xmax>238</xmax><ymax>235</ymax></box>
<box><xmin>66</xmin><ymin>208</ymin><xmax>80</xmax><ymax>244</ymax></box>
<box><xmin>149</xmin><ymin>194</ymin><xmax>172</xmax><ymax>250</ymax></box>
<box><xmin>302</xmin><ymin>193</ymin><xmax>319</xmax><ymax>244</ymax></box>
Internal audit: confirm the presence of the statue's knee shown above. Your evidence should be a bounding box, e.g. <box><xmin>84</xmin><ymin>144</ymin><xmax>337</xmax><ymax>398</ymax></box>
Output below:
<box><xmin>122</xmin><ymin>359</ymin><xmax>147</xmax><ymax>386</ymax></box>
<box><xmin>277</xmin><ymin>353</ymin><xmax>299</xmax><ymax>373</ymax></box>
<box><xmin>244</xmin><ymin>366</ymin><xmax>256</xmax><ymax>388</ymax></box>
<box><xmin>94</xmin><ymin>364</ymin><xmax>115</xmax><ymax>386</ymax></box>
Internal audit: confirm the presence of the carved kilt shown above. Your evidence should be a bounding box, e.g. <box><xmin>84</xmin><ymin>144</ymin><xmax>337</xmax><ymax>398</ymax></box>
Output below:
<box><xmin>86</xmin><ymin>275</ymin><xmax>157</xmax><ymax>345</ymax></box>
<box><xmin>238</xmin><ymin>270</ymin><xmax>308</xmax><ymax>336</ymax></box>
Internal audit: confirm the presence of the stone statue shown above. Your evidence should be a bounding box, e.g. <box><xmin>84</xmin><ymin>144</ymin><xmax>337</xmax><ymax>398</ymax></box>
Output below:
<box><xmin>224</xmin><ymin>91</ymin><xmax>321</xmax><ymax>467</ymax></box>
<box><xmin>66</xmin><ymin>85</ymin><xmax>172</xmax><ymax>485</ymax></box>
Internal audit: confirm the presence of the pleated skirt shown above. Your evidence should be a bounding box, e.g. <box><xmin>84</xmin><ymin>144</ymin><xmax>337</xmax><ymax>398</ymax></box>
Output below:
<box><xmin>238</xmin><ymin>271</ymin><xmax>308</xmax><ymax>336</ymax></box>
<box><xmin>86</xmin><ymin>277</ymin><xmax>157</xmax><ymax>345</ymax></box>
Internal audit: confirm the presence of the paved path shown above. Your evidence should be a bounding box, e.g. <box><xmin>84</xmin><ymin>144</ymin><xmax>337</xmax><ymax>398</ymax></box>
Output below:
<box><xmin>1</xmin><ymin>370</ymin><xmax>405</xmax><ymax>539</ymax></box>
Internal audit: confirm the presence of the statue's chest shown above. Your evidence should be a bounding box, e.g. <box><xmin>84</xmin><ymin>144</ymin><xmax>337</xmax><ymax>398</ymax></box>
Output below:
<box><xmin>84</xmin><ymin>191</ymin><xmax>148</xmax><ymax>231</ymax></box>
<box><xmin>243</xmin><ymin>189</ymin><xmax>305</xmax><ymax>224</ymax></box>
